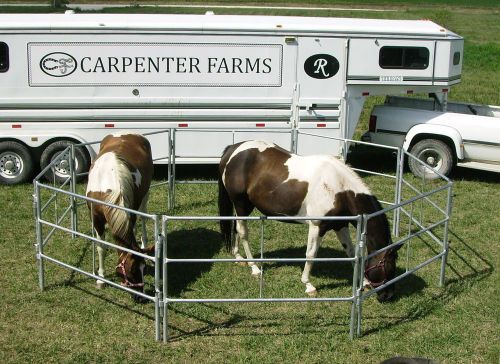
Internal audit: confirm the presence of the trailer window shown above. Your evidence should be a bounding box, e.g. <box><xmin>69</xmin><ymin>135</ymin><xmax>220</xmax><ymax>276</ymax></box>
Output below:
<box><xmin>453</xmin><ymin>51</ymin><xmax>461</xmax><ymax>66</ymax></box>
<box><xmin>379</xmin><ymin>46</ymin><xmax>429</xmax><ymax>70</ymax></box>
<box><xmin>0</xmin><ymin>42</ymin><xmax>8</xmax><ymax>72</ymax></box>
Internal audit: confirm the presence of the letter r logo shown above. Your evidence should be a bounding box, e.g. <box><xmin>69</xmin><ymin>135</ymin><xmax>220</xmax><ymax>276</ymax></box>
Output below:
<box><xmin>313</xmin><ymin>58</ymin><xmax>329</xmax><ymax>77</ymax></box>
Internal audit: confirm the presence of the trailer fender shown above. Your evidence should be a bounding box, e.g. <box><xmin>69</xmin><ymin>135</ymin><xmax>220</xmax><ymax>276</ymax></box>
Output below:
<box><xmin>402</xmin><ymin>124</ymin><xmax>464</xmax><ymax>160</ymax></box>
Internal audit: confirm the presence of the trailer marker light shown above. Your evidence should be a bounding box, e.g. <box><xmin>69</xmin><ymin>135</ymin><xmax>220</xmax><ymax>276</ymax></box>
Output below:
<box><xmin>442</xmin><ymin>88</ymin><xmax>449</xmax><ymax>93</ymax></box>
<box><xmin>407</xmin><ymin>90</ymin><xmax>414</xmax><ymax>94</ymax></box>
<box><xmin>317</xmin><ymin>123</ymin><xmax>326</xmax><ymax>128</ymax></box>
<box><xmin>362</xmin><ymin>92</ymin><xmax>370</xmax><ymax>96</ymax></box>
<box><xmin>12</xmin><ymin>124</ymin><xmax>21</xmax><ymax>128</ymax></box>
<box><xmin>178</xmin><ymin>123</ymin><xmax>188</xmax><ymax>128</ymax></box>
<box><xmin>256</xmin><ymin>123</ymin><xmax>265</xmax><ymax>127</ymax></box>
<box><xmin>105</xmin><ymin>123</ymin><xmax>114</xmax><ymax>128</ymax></box>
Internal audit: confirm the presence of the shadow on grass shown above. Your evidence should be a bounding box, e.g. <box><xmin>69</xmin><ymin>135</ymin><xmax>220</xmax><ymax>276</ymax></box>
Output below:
<box><xmin>160</xmin><ymin>228</ymin><xmax>222</xmax><ymax>297</ymax></box>
<box><xmin>362</xmin><ymin>227</ymin><xmax>493</xmax><ymax>336</ymax></box>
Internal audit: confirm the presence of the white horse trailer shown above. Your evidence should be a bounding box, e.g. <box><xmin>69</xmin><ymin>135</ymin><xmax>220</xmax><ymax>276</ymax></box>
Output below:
<box><xmin>0</xmin><ymin>13</ymin><xmax>463</xmax><ymax>184</ymax></box>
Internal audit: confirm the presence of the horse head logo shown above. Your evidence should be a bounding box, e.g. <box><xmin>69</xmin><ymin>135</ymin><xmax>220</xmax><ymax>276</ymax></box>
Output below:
<box><xmin>40</xmin><ymin>52</ymin><xmax>77</xmax><ymax>77</ymax></box>
<box><xmin>304</xmin><ymin>54</ymin><xmax>340</xmax><ymax>79</ymax></box>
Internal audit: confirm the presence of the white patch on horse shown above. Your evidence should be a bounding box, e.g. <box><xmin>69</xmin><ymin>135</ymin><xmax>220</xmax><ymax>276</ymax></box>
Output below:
<box><xmin>86</xmin><ymin>152</ymin><xmax>121</xmax><ymax>195</ymax></box>
<box><xmin>87</xmin><ymin>152</ymin><xmax>136</xmax><ymax>207</ymax></box>
<box><xmin>131</xmin><ymin>169</ymin><xmax>142</xmax><ymax>188</ymax></box>
<box><xmin>223</xmin><ymin>140</ymin><xmax>273</xmax><ymax>183</ymax></box>
<box><xmin>283</xmin><ymin>154</ymin><xmax>371</xmax><ymax>219</ymax></box>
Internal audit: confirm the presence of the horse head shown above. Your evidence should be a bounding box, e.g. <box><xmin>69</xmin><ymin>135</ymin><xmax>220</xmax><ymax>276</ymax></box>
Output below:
<box><xmin>115</xmin><ymin>245</ymin><xmax>155</xmax><ymax>303</ymax></box>
<box><xmin>364</xmin><ymin>211</ymin><xmax>401</xmax><ymax>302</ymax></box>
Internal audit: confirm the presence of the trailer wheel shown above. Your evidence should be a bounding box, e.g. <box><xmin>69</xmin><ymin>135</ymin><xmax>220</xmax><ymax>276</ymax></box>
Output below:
<box><xmin>40</xmin><ymin>140</ymin><xmax>90</xmax><ymax>183</ymax></box>
<box><xmin>408</xmin><ymin>139</ymin><xmax>453</xmax><ymax>179</ymax></box>
<box><xmin>0</xmin><ymin>141</ymin><xmax>34</xmax><ymax>185</ymax></box>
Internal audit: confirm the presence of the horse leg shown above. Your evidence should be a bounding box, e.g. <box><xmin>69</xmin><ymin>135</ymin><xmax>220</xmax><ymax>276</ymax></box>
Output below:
<box><xmin>235</xmin><ymin>219</ymin><xmax>261</xmax><ymax>276</ymax></box>
<box><xmin>301</xmin><ymin>224</ymin><xmax>322</xmax><ymax>296</ymax></box>
<box><xmin>335</xmin><ymin>226</ymin><xmax>370</xmax><ymax>288</ymax></box>
<box><xmin>335</xmin><ymin>226</ymin><xmax>355</xmax><ymax>258</ymax></box>
<box><xmin>91</xmin><ymin>213</ymin><xmax>107</xmax><ymax>288</ymax></box>
<box><xmin>138</xmin><ymin>192</ymin><xmax>149</xmax><ymax>249</ymax></box>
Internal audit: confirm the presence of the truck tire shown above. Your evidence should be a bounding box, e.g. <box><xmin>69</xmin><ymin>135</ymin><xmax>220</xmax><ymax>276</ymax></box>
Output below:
<box><xmin>40</xmin><ymin>140</ymin><xmax>90</xmax><ymax>183</ymax></box>
<box><xmin>408</xmin><ymin>139</ymin><xmax>453</xmax><ymax>179</ymax></box>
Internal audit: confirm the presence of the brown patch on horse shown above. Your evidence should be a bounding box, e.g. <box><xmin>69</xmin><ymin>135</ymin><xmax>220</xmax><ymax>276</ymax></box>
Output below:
<box><xmin>223</xmin><ymin>144</ymin><xmax>308</xmax><ymax>217</ymax></box>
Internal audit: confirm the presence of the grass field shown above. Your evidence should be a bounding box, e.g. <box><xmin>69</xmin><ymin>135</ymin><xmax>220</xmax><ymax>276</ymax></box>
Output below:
<box><xmin>1</xmin><ymin>2</ymin><xmax>499</xmax><ymax>363</ymax></box>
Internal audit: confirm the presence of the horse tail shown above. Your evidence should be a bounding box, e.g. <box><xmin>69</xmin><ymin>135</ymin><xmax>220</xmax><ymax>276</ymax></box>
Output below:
<box><xmin>218</xmin><ymin>146</ymin><xmax>235</xmax><ymax>252</ymax></box>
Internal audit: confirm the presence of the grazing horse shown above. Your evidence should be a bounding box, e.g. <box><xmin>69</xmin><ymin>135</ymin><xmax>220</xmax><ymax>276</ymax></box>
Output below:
<box><xmin>218</xmin><ymin>140</ymin><xmax>400</xmax><ymax>302</ymax></box>
<box><xmin>86</xmin><ymin>132</ymin><xmax>153</xmax><ymax>301</ymax></box>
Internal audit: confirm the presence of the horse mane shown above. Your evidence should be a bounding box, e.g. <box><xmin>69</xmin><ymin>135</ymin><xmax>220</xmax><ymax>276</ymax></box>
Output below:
<box><xmin>91</xmin><ymin>152</ymin><xmax>136</xmax><ymax>244</ymax></box>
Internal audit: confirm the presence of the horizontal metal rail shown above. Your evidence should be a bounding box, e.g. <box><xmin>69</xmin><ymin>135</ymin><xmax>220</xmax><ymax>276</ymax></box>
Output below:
<box><xmin>38</xmin><ymin>219</ymin><xmax>155</xmax><ymax>262</ymax></box>
<box><xmin>40</xmin><ymin>253</ymin><xmax>154</xmax><ymax>301</ymax></box>
<box><xmin>361</xmin><ymin>251</ymin><xmax>445</xmax><ymax>301</ymax></box>
<box><xmin>165</xmin><ymin>257</ymin><xmax>355</xmax><ymax>264</ymax></box>
<box><xmin>36</xmin><ymin>182</ymin><xmax>156</xmax><ymax>220</ymax></box>
<box><xmin>166</xmin><ymin>296</ymin><xmax>354</xmax><ymax>304</ymax></box>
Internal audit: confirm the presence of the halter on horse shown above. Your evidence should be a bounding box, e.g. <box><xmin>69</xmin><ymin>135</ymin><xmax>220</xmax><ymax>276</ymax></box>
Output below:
<box><xmin>218</xmin><ymin>140</ymin><xmax>400</xmax><ymax>302</ymax></box>
<box><xmin>86</xmin><ymin>132</ymin><xmax>154</xmax><ymax>302</ymax></box>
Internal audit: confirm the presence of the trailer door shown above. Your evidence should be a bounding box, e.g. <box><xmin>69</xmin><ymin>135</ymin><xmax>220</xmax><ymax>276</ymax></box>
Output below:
<box><xmin>296</xmin><ymin>37</ymin><xmax>346</xmax><ymax>155</ymax></box>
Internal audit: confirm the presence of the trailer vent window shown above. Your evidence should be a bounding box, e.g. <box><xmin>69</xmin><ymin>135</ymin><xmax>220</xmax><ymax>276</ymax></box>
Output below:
<box><xmin>379</xmin><ymin>46</ymin><xmax>429</xmax><ymax>70</ymax></box>
<box><xmin>0</xmin><ymin>42</ymin><xmax>8</xmax><ymax>72</ymax></box>
<box><xmin>453</xmin><ymin>51</ymin><xmax>461</xmax><ymax>65</ymax></box>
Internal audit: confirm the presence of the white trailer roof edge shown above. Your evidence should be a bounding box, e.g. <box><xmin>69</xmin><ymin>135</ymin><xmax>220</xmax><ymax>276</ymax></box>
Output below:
<box><xmin>0</xmin><ymin>14</ymin><xmax>462</xmax><ymax>39</ymax></box>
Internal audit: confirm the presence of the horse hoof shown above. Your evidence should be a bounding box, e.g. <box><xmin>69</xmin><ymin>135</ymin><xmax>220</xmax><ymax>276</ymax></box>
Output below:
<box><xmin>96</xmin><ymin>280</ymin><xmax>106</xmax><ymax>289</ymax></box>
<box><xmin>305</xmin><ymin>283</ymin><xmax>317</xmax><ymax>296</ymax></box>
<box><xmin>306</xmin><ymin>289</ymin><xmax>318</xmax><ymax>297</ymax></box>
<box><xmin>250</xmin><ymin>266</ymin><xmax>262</xmax><ymax>277</ymax></box>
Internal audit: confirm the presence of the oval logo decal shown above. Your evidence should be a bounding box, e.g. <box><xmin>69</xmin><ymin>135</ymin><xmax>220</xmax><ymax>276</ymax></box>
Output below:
<box><xmin>304</xmin><ymin>54</ymin><xmax>339</xmax><ymax>79</ymax></box>
<box><xmin>40</xmin><ymin>52</ymin><xmax>77</xmax><ymax>77</ymax></box>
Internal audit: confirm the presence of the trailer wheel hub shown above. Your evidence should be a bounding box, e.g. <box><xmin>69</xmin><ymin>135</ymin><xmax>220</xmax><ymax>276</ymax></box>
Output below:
<box><xmin>0</xmin><ymin>153</ymin><xmax>22</xmax><ymax>177</ymax></box>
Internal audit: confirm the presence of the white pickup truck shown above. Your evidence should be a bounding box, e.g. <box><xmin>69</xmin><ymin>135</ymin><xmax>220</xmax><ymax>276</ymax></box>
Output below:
<box><xmin>364</xmin><ymin>95</ymin><xmax>500</xmax><ymax>179</ymax></box>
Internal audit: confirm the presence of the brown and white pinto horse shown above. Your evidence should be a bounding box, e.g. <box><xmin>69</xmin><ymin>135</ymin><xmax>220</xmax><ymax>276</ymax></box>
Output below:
<box><xmin>86</xmin><ymin>132</ymin><xmax>153</xmax><ymax>301</ymax></box>
<box><xmin>219</xmin><ymin>140</ymin><xmax>400</xmax><ymax>302</ymax></box>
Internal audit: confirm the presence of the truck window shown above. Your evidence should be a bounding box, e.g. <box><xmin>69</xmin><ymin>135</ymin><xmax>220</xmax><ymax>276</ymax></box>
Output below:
<box><xmin>0</xmin><ymin>42</ymin><xmax>8</xmax><ymax>72</ymax></box>
<box><xmin>379</xmin><ymin>46</ymin><xmax>429</xmax><ymax>70</ymax></box>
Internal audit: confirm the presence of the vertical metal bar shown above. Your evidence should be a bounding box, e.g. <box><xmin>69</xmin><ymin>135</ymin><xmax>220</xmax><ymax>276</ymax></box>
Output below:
<box><xmin>439</xmin><ymin>184</ymin><xmax>453</xmax><ymax>287</ymax></box>
<box><xmin>171</xmin><ymin>129</ymin><xmax>177</xmax><ymax>209</ymax></box>
<box><xmin>34</xmin><ymin>182</ymin><xmax>45</xmax><ymax>290</ymax></box>
<box><xmin>406</xmin><ymin>202</ymin><xmax>414</xmax><ymax>272</ymax></box>
<box><xmin>259</xmin><ymin>217</ymin><xmax>265</xmax><ymax>298</ymax></box>
<box><xmin>162</xmin><ymin>216</ymin><xmax>169</xmax><ymax>342</ymax></box>
<box><xmin>167</xmin><ymin>129</ymin><xmax>174</xmax><ymax>210</ymax></box>
<box><xmin>90</xmin><ymin>202</ymin><xmax>97</xmax><ymax>275</ymax></box>
<box><xmin>349</xmin><ymin>215</ymin><xmax>362</xmax><ymax>339</ymax></box>
<box><xmin>356</xmin><ymin>215</ymin><xmax>368</xmax><ymax>337</ymax></box>
<box><xmin>393</xmin><ymin>148</ymin><xmax>404</xmax><ymax>237</ymax></box>
<box><xmin>154</xmin><ymin>215</ymin><xmax>162</xmax><ymax>342</ymax></box>
<box><xmin>70</xmin><ymin>144</ymin><xmax>78</xmax><ymax>238</ymax></box>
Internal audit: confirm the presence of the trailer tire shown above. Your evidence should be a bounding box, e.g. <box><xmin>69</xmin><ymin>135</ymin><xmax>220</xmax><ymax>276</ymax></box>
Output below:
<box><xmin>408</xmin><ymin>139</ymin><xmax>453</xmax><ymax>179</ymax></box>
<box><xmin>0</xmin><ymin>141</ymin><xmax>34</xmax><ymax>185</ymax></box>
<box><xmin>40</xmin><ymin>140</ymin><xmax>90</xmax><ymax>183</ymax></box>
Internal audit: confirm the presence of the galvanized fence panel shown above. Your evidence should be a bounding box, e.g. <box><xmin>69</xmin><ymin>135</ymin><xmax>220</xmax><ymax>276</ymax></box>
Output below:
<box><xmin>33</xmin><ymin>127</ymin><xmax>452</xmax><ymax>341</ymax></box>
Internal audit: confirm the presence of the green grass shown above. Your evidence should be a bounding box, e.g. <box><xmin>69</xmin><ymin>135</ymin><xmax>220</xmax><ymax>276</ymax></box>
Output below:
<box><xmin>1</xmin><ymin>1</ymin><xmax>499</xmax><ymax>363</ymax></box>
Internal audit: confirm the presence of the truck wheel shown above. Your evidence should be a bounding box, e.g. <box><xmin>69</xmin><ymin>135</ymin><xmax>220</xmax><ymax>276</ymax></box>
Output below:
<box><xmin>0</xmin><ymin>141</ymin><xmax>34</xmax><ymax>185</ymax></box>
<box><xmin>40</xmin><ymin>140</ymin><xmax>90</xmax><ymax>183</ymax></box>
<box><xmin>408</xmin><ymin>139</ymin><xmax>453</xmax><ymax>179</ymax></box>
